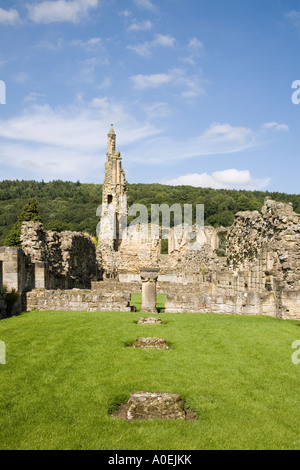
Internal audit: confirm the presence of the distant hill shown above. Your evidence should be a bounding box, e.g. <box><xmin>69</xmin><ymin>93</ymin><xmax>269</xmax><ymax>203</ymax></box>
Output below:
<box><xmin>0</xmin><ymin>179</ymin><xmax>299</xmax><ymax>245</ymax></box>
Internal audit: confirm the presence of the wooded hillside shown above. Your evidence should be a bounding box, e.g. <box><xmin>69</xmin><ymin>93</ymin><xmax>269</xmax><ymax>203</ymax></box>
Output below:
<box><xmin>0</xmin><ymin>179</ymin><xmax>299</xmax><ymax>245</ymax></box>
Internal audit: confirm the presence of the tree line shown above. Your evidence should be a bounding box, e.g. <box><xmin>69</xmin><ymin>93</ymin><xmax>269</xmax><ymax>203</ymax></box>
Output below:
<box><xmin>0</xmin><ymin>179</ymin><xmax>299</xmax><ymax>246</ymax></box>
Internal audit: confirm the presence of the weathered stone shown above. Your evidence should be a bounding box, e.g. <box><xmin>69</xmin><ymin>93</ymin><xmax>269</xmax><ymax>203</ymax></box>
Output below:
<box><xmin>0</xmin><ymin>247</ymin><xmax>27</xmax><ymax>293</ymax></box>
<box><xmin>132</xmin><ymin>337</ymin><xmax>169</xmax><ymax>349</ymax></box>
<box><xmin>26</xmin><ymin>288</ymin><xmax>131</xmax><ymax>312</ymax></box>
<box><xmin>138</xmin><ymin>317</ymin><xmax>162</xmax><ymax>324</ymax></box>
<box><xmin>96</xmin><ymin>124</ymin><xmax>127</xmax><ymax>279</ymax></box>
<box><xmin>21</xmin><ymin>222</ymin><xmax>97</xmax><ymax>289</ymax></box>
<box><xmin>140</xmin><ymin>268</ymin><xmax>159</xmax><ymax>313</ymax></box>
<box><xmin>117</xmin><ymin>392</ymin><xmax>189</xmax><ymax>421</ymax></box>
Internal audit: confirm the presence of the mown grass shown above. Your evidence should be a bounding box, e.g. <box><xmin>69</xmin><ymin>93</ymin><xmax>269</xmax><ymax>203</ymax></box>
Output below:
<box><xmin>0</xmin><ymin>310</ymin><xmax>299</xmax><ymax>450</ymax></box>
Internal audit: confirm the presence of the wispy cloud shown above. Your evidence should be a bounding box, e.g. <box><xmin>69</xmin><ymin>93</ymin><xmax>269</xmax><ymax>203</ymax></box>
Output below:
<box><xmin>131</xmin><ymin>68</ymin><xmax>206</xmax><ymax>98</ymax></box>
<box><xmin>35</xmin><ymin>38</ymin><xmax>64</xmax><ymax>51</ymax></box>
<box><xmin>127</xmin><ymin>34</ymin><xmax>176</xmax><ymax>57</ymax></box>
<box><xmin>24</xmin><ymin>92</ymin><xmax>46</xmax><ymax>103</ymax></box>
<box><xmin>0</xmin><ymin>98</ymin><xmax>160</xmax><ymax>181</ymax></box>
<box><xmin>263</xmin><ymin>122</ymin><xmax>289</xmax><ymax>132</ymax></box>
<box><xmin>36</xmin><ymin>36</ymin><xmax>103</xmax><ymax>51</ymax></box>
<box><xmin>129</xmin><ymin>122</ymin><xmax>257</xmax><ymax>165</ymax></box>
<box><xmin>188</xmin><ymin>37</ymin><xmax>204</xmax><ymax>50</ymax></box>
<box><xmin>286</xmin><ymin>10</ymin><xmax>300</xmax><ymax>29</ymax></box>
<box><xmin>131</xmin><ymin>71</ymin><xmax>174</xmax><ymax>89</ymax></box>
<box><xmin>14</xmin><ymin>72</ymin><xmax>29</xmax><ymax>83</ymax></box>
<box><xmin>127</xmin><ymin>20</ymin><xmax>153</xmax><ymax>32</ymax></box>
<box><xmin>162</xmin><ymin>169</ymin><xmax>270</xmax><ymax>190</ymax></box>
<box><xmin>119</xmin><ymin>10</ymin><xmax>131</xmax><ymax>17</ymax></box>
<box><xmin>182</xmin><ymin>37</ymin><xmax>204</xmax><ymax>65</ymax></box>
<box><xmin>70</xmin><ymin>37</ymin><xmax>102</xmax><ymax>49</ymax></box>
<box><xmin>76</xmin><ymin>56</ymin><xmax>110</xmax><ymax>83</ymax></box>
<box><xmin>0</xmin><ymin>7</ymin><xmax>20</xmax><ymax>25</ymax></box>
<box><xmin>144</xmin><ymin>102</ymin><xmax>172</xmax><ymax>119</ymax></box>
<box><xmin>27</xmin><ymin>0</ymin><xmax>99</xmax><ymax>24</ymax></box>
<box><xmin>133</xmin><ymin>0</ymin><xmax>157</xmax><ymax>13</ymax></box>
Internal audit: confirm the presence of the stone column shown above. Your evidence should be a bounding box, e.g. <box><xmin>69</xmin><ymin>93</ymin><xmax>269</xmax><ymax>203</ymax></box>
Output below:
<box><xmin>140</xmin><ymin>268</ymin><xmax>159</xmax><ymax>313</ymax></box>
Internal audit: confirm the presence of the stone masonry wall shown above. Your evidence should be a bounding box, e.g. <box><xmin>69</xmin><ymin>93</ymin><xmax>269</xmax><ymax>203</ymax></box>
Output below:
<box><xmin>26</xmin><ymin>284</ymin><xmax>132</xmax><ymax>312</ymax></box>
<box><xmin>0</xmin><ymin>261</ymin><xmax>7</xmax><ymax>318</ymax></box>
<box><xmin>21</xmin><ymin>222</ymin><xmax>97</xmax><ymax>289</ymax></box>
<box><xmin>162</xmin><ymin>199</ymin><xmax>300</xmax><ymax>319</ymax></box>
<box><xmin>227</xmin><ymin>199</ymin><xmax>300</xmax><ymax>290</ymax></box>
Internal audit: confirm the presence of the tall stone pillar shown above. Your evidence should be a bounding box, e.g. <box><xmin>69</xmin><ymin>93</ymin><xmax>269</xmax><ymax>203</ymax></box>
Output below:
<box><xmin>140</xmin><ymin>268</ymin><xmax>159</xmax><ymax>313</ymax></box>
<box><xmin>97</xmin><ymin>125</ymin><xmax>128</xmax><ymax>279</ymax></box>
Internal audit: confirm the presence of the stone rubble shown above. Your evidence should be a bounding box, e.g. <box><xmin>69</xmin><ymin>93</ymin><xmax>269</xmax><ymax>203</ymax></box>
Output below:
<box><xmin>115</xmin><ymin>392</ymin><xmax>189</xmax><ymax>421</ymax></box>
<box><xmin>132</xmin><ymin>337</ymin><xmax>169</xmax><ymax>349</ymax></box>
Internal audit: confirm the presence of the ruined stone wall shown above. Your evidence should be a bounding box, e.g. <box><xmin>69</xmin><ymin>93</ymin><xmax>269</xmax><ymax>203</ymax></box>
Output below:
<box><xmin>106</xmin><ymin>224</ymin><xmax>226</xmax><ymax>283</ymax></box>
<box><xmin>161</xmin><ymin>199</ymin><xmax>300</xmax><ymax>319</ymax></box>
<box><xmin>18</xmin><ymin>198</ymin><xmax>300</xmax><ymax>320</ymax></box>
<box><xmin>26</xmin><ymin>284</ymin><xmax>132</xmax><ymax>312</ymax></box>
<box><xmin>118</xmin><ymin>224</ymin><xmax>161</xmax><ymax>276</ymax></box>
<box><xmin>21</xmin><ymin>222</ymin><xmax>97</xmax><ymax>289</ymax></box>
<box><xmin>160</xmin><ymin>276</ymin><xmax>296</xmax><ymax>319</ymax></box>
<box><xmin>227</xmin><ymin>199</ymin><xmax>300</xmax><ymax>290</ymax></box>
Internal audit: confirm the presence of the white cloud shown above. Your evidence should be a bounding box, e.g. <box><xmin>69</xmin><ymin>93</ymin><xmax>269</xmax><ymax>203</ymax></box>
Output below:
<box><xmin>35</xmin><ymin>38</ymin><xmax>64</xmax><ymax>50</ymax></box>
<box><xmin>286</xmin><ymin>10</ymin><xmax>300</xmax><ymax>29</ymax></box>
<box><xmin>182</xmin><ymin>37</ymin><xmax>204</xmax><ymax>66</ymax></box>
<box><xmin>0</xmin><ymin>7</ymin><xmax>20</xmax><ymax>25</ymax></box>
<box><xmin>70</xmin><ymin>37</ymin><xmax>102</xmax><ymax>49</ymax></box>
<box><xmin>90</xmin><ymin>97</ymin><xmax>110</xmax><ymax>108</ymax></box>
<box><xmin>127</xmin><ymin>20</ymin><xmax>153</xmax><ymax>32</ymax></box>
<box><xmin>130</xmin><ymin>122</ymin><xmax>256</xmax><ymax>165</ymax></box>
<box><xmin>131</xmin><ymin>72</ymin><xmax>174</xmax><ymax>89</ymax></box>
<box><xmin>24</xmin><ymin>92</ymin><xmax>46</xmax><ymax>103</ymax></box>
<box><xmin>181</xmin><ymin>76</ymin><xmax>206</xmax><ymax>98</ymax></box>
<box><xmin>202</xmin><ymin>123</ymin><xmax>253</xmax><ymax>143</ymax></box>
<box><xmin>144</xmin><ymin>102</ymin><xmax>172</xmax><ymax>119</ymax></box>
<box><xmin>127</xmin><ymin>34</ymin><xmax>176</xmax><ymax>57</ymax></box>
<box><xmin>133</xmin><ymin>0</ymin><xmax>156</xmax><ymax>12</ymax></box>
<box><xmin>263</xmin><ymin>122</ymin><xmax>289</xmax><ymax>132</ymax></box>
<box><xmin>154</xmin><ymin>34</ymin><xmax>176</xmax><ymax>47</ymax></box>
<box><xmin>119</xmin><ymin>10</ymin><xmax>131</xmax><ymax>17</ymax></box>
<box><xmin>27</xmin><ymin>0</ymin><xmax>98</xmax><ymax>24</ymax></box>
<box><xmin>162</xmin><ymin>169</ymin><xmax>270</xmax><ymax>190</ymax></box>
<box><xmin>0</xmin><ymin>99</ymin><xmax>160</xmax><ymax>181</ymax></box>
<box><xmin>131</xmin><ymin>68</ymin><xmax>206</xmax><ymax>98</ymax></box>
<box><xmin>188</xmin><ymin>37</ymin><xmax>203</xmax><ymax>50</ymax></box>
<box><xmin>37</xmin><ymin>36</ymin><xmax>103</xmax><ymax>51</ymax></box>
<box><xmin>76</xmin><ymin>56</ymin><xmax>109</xmax><ymax>83</ymax></box>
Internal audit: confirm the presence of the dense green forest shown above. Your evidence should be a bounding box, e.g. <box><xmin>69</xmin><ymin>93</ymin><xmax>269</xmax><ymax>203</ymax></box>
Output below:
<box><xmin>0</xmin><ymin>179</ymin><xmax>299</xmax><ymax>245</ymax></box>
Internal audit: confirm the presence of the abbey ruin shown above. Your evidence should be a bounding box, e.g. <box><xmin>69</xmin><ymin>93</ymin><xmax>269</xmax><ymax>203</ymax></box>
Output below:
<box><xmin>0</xmin><ymin>125</ymin><xmax>299</xmax><ymax>319</ymax></box>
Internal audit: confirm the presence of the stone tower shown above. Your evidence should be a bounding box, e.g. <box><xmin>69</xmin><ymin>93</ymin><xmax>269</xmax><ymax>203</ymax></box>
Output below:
<box><xmin>97</xmin><ymin>125</ymin><xmax>128</xmax><ymax>278</ymax></box>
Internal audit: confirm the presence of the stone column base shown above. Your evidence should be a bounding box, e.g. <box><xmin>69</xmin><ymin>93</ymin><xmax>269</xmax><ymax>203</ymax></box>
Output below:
<box><xmin>140</xmin><ymin>307</ymin><xmax>158</xmax><ymax>314</ymax></box>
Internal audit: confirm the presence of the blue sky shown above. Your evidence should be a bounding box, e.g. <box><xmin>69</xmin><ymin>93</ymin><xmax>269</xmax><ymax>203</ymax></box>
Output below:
<box><xmin>0</xmin><ymin>0</ymin><xmax>299</xmax><ymax>193</ymax></box>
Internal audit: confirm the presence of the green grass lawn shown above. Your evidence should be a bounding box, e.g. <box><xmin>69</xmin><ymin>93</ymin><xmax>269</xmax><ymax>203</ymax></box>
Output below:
<box><xmin>0</xmin><ymin>310</ymin><xmax>299</xmax><ymax>450</ymax></box>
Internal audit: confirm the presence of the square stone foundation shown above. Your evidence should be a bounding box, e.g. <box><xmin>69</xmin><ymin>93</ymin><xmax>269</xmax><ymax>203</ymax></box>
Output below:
<box><xmin>125</xmin><ymin>392</ymin><xmax>187</xmax><ymax>421</ymax></box>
